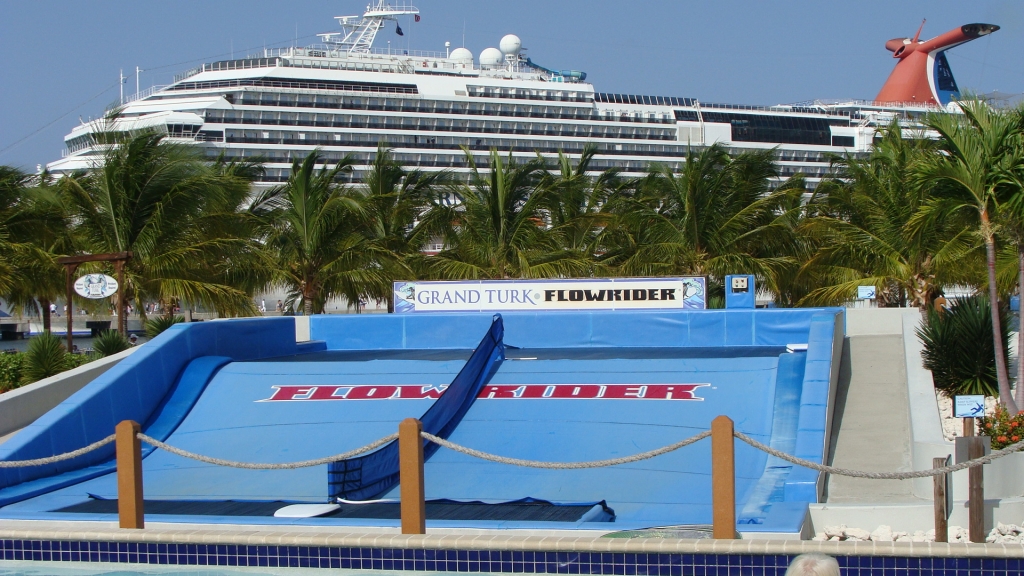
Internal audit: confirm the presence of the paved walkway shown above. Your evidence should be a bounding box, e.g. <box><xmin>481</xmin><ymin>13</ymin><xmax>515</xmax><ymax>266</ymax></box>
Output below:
<box><xmin>825</xmin><ymin>335</ymin><xmax>920</xmax><ymax>503</ymax></box>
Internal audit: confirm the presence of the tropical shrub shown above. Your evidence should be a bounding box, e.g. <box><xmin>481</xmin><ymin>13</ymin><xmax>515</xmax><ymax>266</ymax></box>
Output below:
<box><xmin>145</xmin><ymin>315</ymin><xmax>184</xmax><ymax>338</ymax></box>
<box><xmin>0</xmin><ymin>353</ymin><xmax>24</xmax><ymax>392</ymax></box>
<box><xmin>977</xmin><ymin>404</ymin><xmax>1024</xmax><ymax>449</ymax></box>
<box><xmin>93</xmin><ymin>330</ymin><xmax>130</xmax><ymax>356</ymax></box>
<box><xmin>21</xmin><ymin>332</ymin><xmax>70</xmax><ymax>384</ymax></box>
<box><xmin>65</xmin><ymin>353</ymin><xmax>94</xmax><ymax>370</ymax></box>
<box><xmin>917</xmin><ymin>295</ymin><xmax>1010</xmax><ymax>397</ymax></box>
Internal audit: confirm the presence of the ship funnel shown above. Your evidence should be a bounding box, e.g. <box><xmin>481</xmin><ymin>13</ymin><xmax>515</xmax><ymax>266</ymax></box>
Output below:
<box><xmin>875</xmin><ymin>22</ymin><xmax>999</xmax><ymax>106</ymax></box>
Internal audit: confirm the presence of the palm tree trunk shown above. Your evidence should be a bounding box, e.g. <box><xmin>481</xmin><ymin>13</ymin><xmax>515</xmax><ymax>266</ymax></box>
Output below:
<box><xmin>1016</xmin><ymin>248</ymin><xmax>1024</xmax><ymax>411</ymax></box>
<box><xmin>303</xmin><ymin>290</ymin><xmax>313</xmax><ymax>316</ymax></box>
<box><xmin>983</xmin><ymin>213</ymin><xmax>1018</xmax><ymax>414</ymax></box>
<box><xmin>40</xmin><ymin>298</ymin><xmax>51</xmax><ymax>333</ymax></box>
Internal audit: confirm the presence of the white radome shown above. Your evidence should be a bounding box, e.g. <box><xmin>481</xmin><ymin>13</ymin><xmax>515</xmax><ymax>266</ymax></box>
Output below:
<box><xmin>499</xmin><ymin>34</ymin><xmax>522</xmax><ymax>55</ymax></box>
<box><xmin>479</xmin><ymin>47</ymin><xmax>503</xmax><ymax>67</ymax></box>
<box><xmin>448</xmin><ymin>47</ymin><xmax>474</xmax><ymax>64</ymax></box>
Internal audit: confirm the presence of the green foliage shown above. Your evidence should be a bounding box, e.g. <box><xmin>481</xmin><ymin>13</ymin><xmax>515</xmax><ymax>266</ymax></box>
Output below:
<box><xmin>917</xmin><ymin>295</ymin><xmax>1009</xmax><ymax>396</ymax></box>
<box><xmin>21</xmin><ymin>332</ymin><xmax>70</xmax><ymax>384</ymax></box>
<box><xmin>145</xmin><ymin>316</ymin><xmax>185</xmax><ymax>338</ymax></box>
<box><xmin>0</xmin><ymin>353</ymin><xmax>24</xmax><ymax>393</ymax></box>
<box><xmin>60</xmin><ymin>130</ymin><xmax>263</xmax><ymax>318</ymax></box>
<box><xmin>65</xmin><ymin>352</ymin><xmax>95</xmax><ymax>370</ymax></box>
<box><xmin>977</xmin><ymin>404</ymin><xmax>1024</xmax><ymax>449</ymax></box>
<box><xmin>261</xmin><ymin>150</ymin><xmax>388</xmax><ymax>314</ymax></box>
<box><xmin>93</xmin><ymin>330</ymin><xmax>131</xmax><ymax>356</ymax></box>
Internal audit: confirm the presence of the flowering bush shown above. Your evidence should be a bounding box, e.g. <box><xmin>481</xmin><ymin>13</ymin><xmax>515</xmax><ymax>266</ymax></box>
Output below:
<box><xmin>977</xmin><ymin>404</ymin><xmax>1024</xmax><ymax>449</ymax></box>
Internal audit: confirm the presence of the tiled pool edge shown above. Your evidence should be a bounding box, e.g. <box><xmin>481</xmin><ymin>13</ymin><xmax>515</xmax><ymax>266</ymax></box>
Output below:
<box><xmin>1</xmin><ymin>526</ymin><xmax>1023</xmax><ymax>558</ymax></box>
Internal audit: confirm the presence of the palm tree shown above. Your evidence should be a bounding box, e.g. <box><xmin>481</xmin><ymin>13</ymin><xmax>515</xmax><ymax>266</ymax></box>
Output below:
<box><xmin>261</xmin><ymin>150</ymin><xmax>390</xmax><ymax>314</ymax></box>
<box><xmin>539</xmin><ymin>144</ymin><xmax>620</xmax><ymax>276</ymax></box>
<box><xmin>356</xmin><ymin>144</ymin><xmax>446</xmax><ymax>312</ymax></box>
<box><xmin>798</xmin><ymin>122</ymin><xmax>975</xmax><ymax>307</ymax></box>
<box><xmin>600</xmin><ymin>145</ymin><xmax>803</xmax><ymax>301</ymax></box>
<box><xmin>0</xmin><ymin>167</ymin><xmax>30</xmax><ymax>298</ymax></box>
<box><xmin>921</xmin><ymin>100</ymin><xmax>1024</xmax><ymax>413</ymax></box>
<box><xmin>2</xmin><ymin>174</ymin><xmax>75</xmax><ymax>332</ymax></box>
<box><xmin>995</xmin><ymin>104</ymin><xmax>1024</xmax><ymax>410</ymax></box>
<box><xmin>60</xmin><ymin>131</ymin><xmax>262</xmax><ymax>322</ymax></box>
<box><xmin>427</xmin><ymin>148</ymin><xmax>589</xmax><ymax>279</ymax></box>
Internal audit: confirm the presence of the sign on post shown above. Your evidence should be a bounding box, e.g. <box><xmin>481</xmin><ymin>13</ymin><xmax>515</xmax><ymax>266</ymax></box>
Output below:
<box><xmin>74</xmin><ymin>274</ymin><xmax>119</xmax><ymax>299</ymax></box>
<box><xmin>856</xmin><ymin>286</ymin><xmax>876</xmax><ymax>300</ymax></box>
<box><xmin>954</xmin><ymin>395</ymin><xmax>986</xmax><ymax>418</ymax></box>
<box><xmin>393</xmin><ymin>278</ymin><xmax>706</xmax><ymax>313</ymax></box>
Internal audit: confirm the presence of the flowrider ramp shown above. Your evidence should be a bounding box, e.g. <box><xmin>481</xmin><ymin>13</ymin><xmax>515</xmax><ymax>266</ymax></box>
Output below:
<box><xmin>0</xmin><ymin>309</ymin><xmax>842</xmax><ymax>533</ymax></box>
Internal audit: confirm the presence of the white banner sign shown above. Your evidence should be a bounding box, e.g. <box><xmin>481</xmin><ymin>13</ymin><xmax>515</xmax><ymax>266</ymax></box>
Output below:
<box><xmin>393</xmin><ymin>278</ymin><xmax>706</xmax><ymax>313</ymax></box>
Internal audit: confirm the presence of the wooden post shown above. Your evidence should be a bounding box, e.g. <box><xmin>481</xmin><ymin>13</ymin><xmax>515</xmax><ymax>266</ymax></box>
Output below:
<box><xmin>115</xmin><ymin>260</ymin><xmax>126</xmax><ymax>336</ymax></box>
<box><xmin>399</xmin><ymin>418</ymin><xmax>425</xmax><ymax>535</ymax></box>
<box><xmin>711</xmin><ymin>415</ymin><xmax>736</xmax><ymax>539</ymax></box>
<box><xmin>964</xmin><ymin>417</ymin><xmax>975</xmax><ymax>437</ymax></box>
<box><xmin>967</xmin><ymin>436</ymin><xmax>985</xmax><ymax>543</ymax></box>
<box><xmin>115</xmin><ymin>420</ymin><xmax>144</xmax><ymax>529</ymax></box>
<box><xmin>63</xmin><ymin>263</ymin><xmax>78</xmax><ymax>352</ymax></box>
<box><xmin>933</xmin><ymin>457</ymin><xmax>948</xmax><ymax>543</ymax></box>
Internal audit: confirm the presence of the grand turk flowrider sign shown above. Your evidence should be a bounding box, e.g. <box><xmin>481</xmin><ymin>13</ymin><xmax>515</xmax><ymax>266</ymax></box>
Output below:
<box><xmin>393</xmin><ymin>278</ymin><xmax>706</xmax><ymax>313</ymax></box>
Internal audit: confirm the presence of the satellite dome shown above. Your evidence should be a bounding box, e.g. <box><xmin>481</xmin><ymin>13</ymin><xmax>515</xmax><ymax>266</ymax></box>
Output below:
<box><xmin>499</xmin><ymin>34</ymin><xmax>522</xmax><ymax>55</ymax></box>
<box><xmin>479</xmin><ymin>47</ymin><xmax>503</xmax><ymax>67</ymax></box>
<box><xmin>449</xmin><ymin>47</ymin><xmax>473</xmax><ymax>64</ymax></box>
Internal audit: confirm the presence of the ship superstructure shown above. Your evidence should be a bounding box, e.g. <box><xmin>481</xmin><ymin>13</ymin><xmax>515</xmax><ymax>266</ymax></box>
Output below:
<box><xmin>47</xmin><ymin>4</ymin><xmax>997</xmax><ymax>191</ymax></box>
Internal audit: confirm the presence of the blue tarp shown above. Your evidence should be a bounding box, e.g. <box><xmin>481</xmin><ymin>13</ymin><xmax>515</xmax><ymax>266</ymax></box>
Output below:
<box><xmin>327</xmin><ymin>315</ymin><xmax>505</xmax><ymax>501</ymax></box>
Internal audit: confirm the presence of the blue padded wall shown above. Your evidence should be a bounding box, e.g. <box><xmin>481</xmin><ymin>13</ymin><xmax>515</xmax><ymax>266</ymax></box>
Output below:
<box><xmin>310</xmin><ymin>309</ymin><xmax>843</xmax><ymax>350</ymax></box>
<box><xmin>0</xmin><ymin>318</ymin><xmax>299</xmax><ymax>491</ymax></box>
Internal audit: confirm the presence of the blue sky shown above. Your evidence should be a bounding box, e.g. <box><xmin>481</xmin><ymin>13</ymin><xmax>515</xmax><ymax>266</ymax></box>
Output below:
<box><xmin>1</xmin><ymin>0</ymin><xmax>1021</xmax><ymax>170</ymax></box>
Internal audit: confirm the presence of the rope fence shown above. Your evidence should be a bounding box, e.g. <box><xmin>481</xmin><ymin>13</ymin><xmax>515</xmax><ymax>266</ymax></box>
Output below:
<box><xmin>135</xmin><ymin>433</ymin><xmax>398</xmax><ymax>470</ymax></box>
<box><xmin>420</xmin><ymin>430</ymin><xmax>712</xmax><ymax>469</ymax></box>
<box><xmin>3</xmin><ymin>427</ymin><xmax>1022</xmax><ymax>475</ymax></box>
<box><xmin>0</xmin><ymin>434</ymin><xmax>115</xmax><ymax>468</ymax></box>
<box><xmin>4</xmin><ymin>417</ymin><xmax>1022</xmax><ymax>538</ymax></box>
<box><xmin>734</xmin><ymin>431</ymin><xmax>1024</xmax><ymax>479</ymax></box>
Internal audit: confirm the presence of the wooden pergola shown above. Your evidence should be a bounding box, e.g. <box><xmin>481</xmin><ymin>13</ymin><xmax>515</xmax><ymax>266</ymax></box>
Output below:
<box><xmin>55</xmin><ymin>252</ymin><xmax>132</xmax><ymax>353</ymax></box>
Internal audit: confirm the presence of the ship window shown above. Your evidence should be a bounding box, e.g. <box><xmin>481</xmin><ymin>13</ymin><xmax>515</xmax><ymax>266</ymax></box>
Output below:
<box><xmin>701</xmin><ymin>111</ymin><xmax>832</xmax><ymax>145</ymax></box>
<box><xmin>831</xmin><ymin>135</ymin><xmax>855</xmax><ymax>147</ymax></box>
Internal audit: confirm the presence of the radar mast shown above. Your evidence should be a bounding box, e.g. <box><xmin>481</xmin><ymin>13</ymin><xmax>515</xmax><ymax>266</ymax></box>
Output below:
<box><xmin>318</xmin><ymin>1</ymin><xmax>419</xmax><ymax>54</ymax></box>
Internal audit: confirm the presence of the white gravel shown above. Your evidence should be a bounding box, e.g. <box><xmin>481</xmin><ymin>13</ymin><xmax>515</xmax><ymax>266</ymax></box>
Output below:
<box><xmin>812</xmin><ymin>523</ymin><xmax>1024</xmax><ymax>543</ymax></box>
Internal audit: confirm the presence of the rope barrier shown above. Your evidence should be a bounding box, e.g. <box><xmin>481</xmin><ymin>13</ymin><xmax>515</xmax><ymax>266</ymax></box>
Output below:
<box><xmin>733</xmin><ymin>432</ymin><xmax>1024</xmax><ymax>479</ymax></box>
<box><xmin>136</xmin><ymin>433</ymin><xmax>398</xmax><ymax>469</ymax></box>
<box><xmin>420</xmin><ymin>430</ymin><xmax>712</xmax><ymax>469</ymax></box>
<box><xmin>1</xmin><ymin>425</ymin><xmax>1021</xmax><ymax>478</ymax></box>
<box><xmin>0</xmin><ymin>435</ymin><xmax>115</xmax><ymax>468</ymax></box>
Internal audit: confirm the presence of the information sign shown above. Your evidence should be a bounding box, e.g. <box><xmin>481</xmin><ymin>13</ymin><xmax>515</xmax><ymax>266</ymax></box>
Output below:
<box><xmin>953</xmin><ymin>395</ymin><xmax>986</xmax><ymax>418</ymax></box>
<box><xmin>393</xmin><ymin>277</ymin><xmax>706</xmax><ymax>313</ymax></box>
<box><xmin>857</xmin><ymin>285</ymin><xmax>876</xmax><ymax>300</ymax></box>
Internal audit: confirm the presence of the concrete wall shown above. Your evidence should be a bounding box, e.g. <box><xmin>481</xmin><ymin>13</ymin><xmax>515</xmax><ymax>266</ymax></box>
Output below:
<box><xmin>808</xmin><ymin>307</ymin><xmax>1024</xmax><ymax>534</ymax></box>
<box><xmin>900</xmin><ymin>308</ymin><xmax>1024</xmax><ymax>501</ymax></box>
<box><xmin>0</xmin><ymin>347</ymin><xmax>137</xmax><ymax>438</ymax></box>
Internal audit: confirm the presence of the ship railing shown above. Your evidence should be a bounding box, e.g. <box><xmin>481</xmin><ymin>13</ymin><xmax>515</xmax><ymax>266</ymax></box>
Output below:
<box><xmin>174</xmin><ymin>66</ymin><xmax>203</xmax><ymax>83</ymax></box>
<box><xmin>124</xmin><ymin>85</ymin><xmax>169</xmax><ymax>104</ymax></box>
<box><xmin>256</xmin><ymin>45</ymin><xmax>449</xmax><ymax>60</ymax></box>
<box><xmin>788</xmin><ymin>98</ymin><xmax>947</xmax><ymax>112</ymax></box>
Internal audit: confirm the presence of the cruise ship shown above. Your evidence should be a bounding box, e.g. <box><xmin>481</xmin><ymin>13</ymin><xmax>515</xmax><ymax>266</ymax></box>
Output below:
<box><xmin>46</xmin><ymin>3</ymin><xmax>999</xmax><ymax>191</ymax></box>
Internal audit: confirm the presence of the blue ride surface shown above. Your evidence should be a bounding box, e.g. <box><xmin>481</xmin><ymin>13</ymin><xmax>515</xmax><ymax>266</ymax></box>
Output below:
<box><xmin>0</xmin><ymin>308</ymin><xmax>843</xmax><ymax>533</ymax></box>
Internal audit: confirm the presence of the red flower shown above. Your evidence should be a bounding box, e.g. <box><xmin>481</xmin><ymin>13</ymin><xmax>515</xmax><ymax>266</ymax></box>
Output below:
<box><xmin>997</xmin><ymin>436</ymin><xmax>1009</xmax><ymax>443</ymax></box>
<box><xmin>986</xmin><ymin>423</ymin><xmax>994</xmax><ymax>429</ymax></box>
<box><xmin>1012</xmin><ymin>436</ymin><xmax>1020</xmax><ymax>442</ymax></box>
<box><xmin>1011</xmin><ymin>421</ymin><xmax>1019</xmax><ymax>428</ymax></box>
